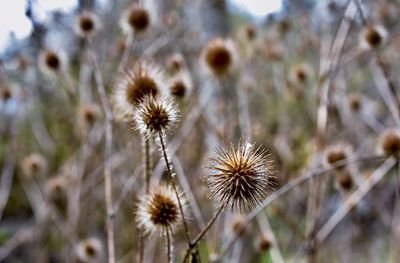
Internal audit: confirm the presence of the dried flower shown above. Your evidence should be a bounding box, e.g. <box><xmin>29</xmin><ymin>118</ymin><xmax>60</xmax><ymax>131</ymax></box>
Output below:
<box><xmin>113</xmin><ymin>62</ymin><xmax>166</xmax><ymax>121</ymax></box>
<box><xmin>168</xmin><ymin>73</ymin><xmax>192</xmax><ymax>99</ymax></box>
<box><xmin>323</xmin><ymin>144</ymin><xmax>351</xmax><ymax>170</ymax></box>
<box><xmin>135</xmin><ymin>96</ymin><xmax>179</xmax><ymax>138</ymax></box>
<box><xmin>360</xmin><ymin>25</ymin><xmax>387</xmax><ymax>49</ymax></box>
<box><xmin>136</xmin><ymin>184</ymin><xmax>185</xmax><ymax>235</ymax></box>
<box><xmin>75</xmin><ymin>238</ymin><xmax>103</xmax><ymax>263</ymax></box>
<box><xmin>166</xmin><ymin>53</ymin><xmax>184</xmax><ymax>73</ymax></box>
<box><xmin>334</xmin><ymin>171</ymin><xmax>354</xmax><ymax>192</ymax></box>
<box><xmin>206</xmin><ymin>141</ymin><xmax>273</xmax><ymax>212</ymax></box>
<box><xmin>74</xmin><ymin>11</ymin><xmax>100</xmax><ymax>38</ymax></box>
<box><xmin>378</xmin><ymin>129</ymin><xmax>400</xmax><ymax>157</ymax></box>
<box><xmin>348</xmin><ymin>93</ymin><xmax>362</xmax><ymax>113</ymax></box>
<box><xmin>21</xmin><ymin>153</ymin><xmax>47</xmax><ymax>178</ymax></box>
<box><xmin>77</xmin><ymin>103</ymin><xmax>102</xmax><ymax>129</ymax></box>
<box><xmin>121</xmin><ymin>4</ymin><xmax>151</xmax><ymax>35</ymax></box>
<box><xmin>256</xmin><ymin>234</ymin><xmax>272</xmax><ymax>251</ymax></box>
<box><xmin>39</xmin><ymin>49</ymin><xmax>63</xmax><ymax>74</ymax></box>
<box><xmin>203</xmin><ymin>37</ymin><xmax>236</xmax><ymax>77</ymax></box>
<box><xmin>289</xmin><ymin>63</ymin><xmax>312</xmax><ymax>85</ymax></box>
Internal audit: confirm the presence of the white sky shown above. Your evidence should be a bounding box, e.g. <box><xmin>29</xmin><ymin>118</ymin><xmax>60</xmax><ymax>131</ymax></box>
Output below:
<box><xmin>0</xmin><ymin>0</ymin><xmax>282</xmax><ymax>54</ymax></box>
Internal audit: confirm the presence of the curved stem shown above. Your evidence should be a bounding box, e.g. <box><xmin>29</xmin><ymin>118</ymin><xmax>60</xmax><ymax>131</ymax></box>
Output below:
<box><xmin>158</xmin><ymin>131</ymin><xmax>192</xmax><ymax>247</ymax></box>
<box><xmin>166</xmin><ymin>228</ymin><xmax>173</xmax><ymax>263</ymax></box>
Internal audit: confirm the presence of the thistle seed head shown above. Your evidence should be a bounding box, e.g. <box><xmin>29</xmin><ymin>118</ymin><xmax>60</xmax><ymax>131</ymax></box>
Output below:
<box><xmin>360</xmin><ymin>25</ymin><xmax>387</xmax><ymax>49</ymax></box>
<box><xmin>21</xmin><ymin>153</ymin><xmax>47</xmax><ymax>179</ymax></box>
<box><xmin>203</xmin><ymin>37</ymin><xmax>236</xmax><ymax>77</ymax></box>
<box><xmin>136</xmin><ymin>184</ymin><xmax>185</xmax><ymax>236</ymax></box>
<box><xmin>74</xmin><ymin>12</ymin><xmax>100</xmax><ymax>38</ymax></box>
<box><xmin>113</xmin><ymin>62</ymin><xmax>166</xmax><ymax>121</ymax></box>
<box><xmin>206</xmin><ymin>141</ymin><xmax>273</xmax><ymax>212</ymax></box>
<box><xmin>75</xmin><ymin>238</ymin><xmax>103</xmax><ymax>263</ymax></box>
<box><xmin>323</xmin><ymin>144</ymin><xmax>351</xmax><ymax>170</ymax></box>
<box><xmin>135</xmin><ymin>96</ymin><xmax>179</xmax><ymax>138</ymax></box>
<box><xmin>378</xmin><ymin>129</ymin><xmax>400</xmax><ymax>157</ymax></box>
<box><xmin>121</xmin><ymin>4</ymin><xmax>151</xmax><ymax>35</ymax></box>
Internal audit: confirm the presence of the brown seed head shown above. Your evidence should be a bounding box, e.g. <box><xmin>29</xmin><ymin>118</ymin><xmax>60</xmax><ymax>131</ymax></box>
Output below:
<box><xmin>75</xmin><ymin>12</ymin><xmax>99</xmax><ymax>38</ymax></box>
<box><xmin>348</xmin><ymin>93</ymin><xmax>362</xmax><ymax>113</ymax></box>
<box><xmin>77</xmin><ymin>103</ymin><xmax>101</xmax><ymax>128</ymax></box>
<box><xmin>76</xmin><ymin>238</ymin><xmax>103</xmax><ymax>263</ymax></box>
<box><xmin>323</xmin><ymin>144</ymin><xmax>350</xmax><ymax>170</ymax></box>
<box><xmin>42</xmin><ymin>50</ymin><xmax>61</xmax><ymax>72</ymax></box>
<box><xmin>361</xmin><ymin>25</ymin><xmax>387</xmax><ymax>49</ymax></box>
<box><xmin>335</xmin><ymin>171</ymin><xmax>354</xmax><ymax>192</ymax></box>
<box><xmin>136</xmin><ymin>184</ymin><xmax>185</xmax><ymax>235</ymax></box>
<box><xmin>203</xmin><ymin>38</ymin><xmax>234</xmax><ymax>77</ymax></box>
<box><xmin>379</xmin><ymin>129</ymin><xmax>400</xmax><ymax>157</ymax></box>
<box><xmin>256</xmin><ymin>235</ymin><xmax>272</xmax><ymax>251</ymax></box>
<box><xmin>21</xmin><ymin>153</ymin><xmax>47</xmax><ymax>178</ymax></box>
<box><xmin>169</xmin><ymin>79</ymin><xmax>186</xmax><ymax>98</ymax></box>
<box><xmin>0</xmin><ymin>86</ymin><xmax>12</xmax><ymax>102</ymax></box>
<box><xmin>206</xmin><ymin>141</ymin><xmax>273</xmax><ymax>212</ymax></box>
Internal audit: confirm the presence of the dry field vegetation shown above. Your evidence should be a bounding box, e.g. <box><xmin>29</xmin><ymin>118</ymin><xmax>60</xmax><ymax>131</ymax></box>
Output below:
<box><xmin>1</xmin><ymin>0</ymin><xmax>400</xmax><ymax>262</ymax></box>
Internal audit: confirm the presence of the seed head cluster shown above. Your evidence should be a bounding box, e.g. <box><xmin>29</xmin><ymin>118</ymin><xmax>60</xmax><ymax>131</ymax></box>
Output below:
<box><xmin>206</xmin><ymin>141</ymin><xmax>273</xmax><ymax>212</ymax></box>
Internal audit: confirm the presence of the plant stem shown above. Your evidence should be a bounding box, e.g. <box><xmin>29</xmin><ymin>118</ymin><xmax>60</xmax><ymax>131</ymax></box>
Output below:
<box><xmin>166</xmin><ymin>228</ymin><xmax>172</xmax><ymax>263</ymax></box>
<box><xmin>158</xmin><ymin>131</ymin><xmax>191</xmax><ymax>247</ymax></box>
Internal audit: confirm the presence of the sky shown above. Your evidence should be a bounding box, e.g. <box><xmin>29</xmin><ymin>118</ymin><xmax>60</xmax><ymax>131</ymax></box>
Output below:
<box><xmin>0</xmin><ymin>0</ymin><xmax>282</xmax><ymax>54</ymax></box>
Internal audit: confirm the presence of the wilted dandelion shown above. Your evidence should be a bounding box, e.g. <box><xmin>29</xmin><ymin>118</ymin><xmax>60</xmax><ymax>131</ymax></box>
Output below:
<box><xmin>206</xmin><ymin>141</ymin><xmax>273</xmax><ymax>212</ymax></box>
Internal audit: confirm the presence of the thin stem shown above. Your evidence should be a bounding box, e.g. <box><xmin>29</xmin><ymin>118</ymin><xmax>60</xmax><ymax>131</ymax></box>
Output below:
<box><xmin>166</xmin><ymin>228</ymin><xmax>172</xmax><ymax>263</ymax></box>
<box><xmin>182</xmin><ymin>204</ymin><xmax>225</xmax><ymax>263</ymax></box>
<box><xmin>88</xmin><ymin>40</ymin><xmax>115</xmax><ymax>263</ymax></box>
<box><xmin>158</xmin><ymin>131</ymin><xmax>191</xmax><ymax>247</ymax></box>
<box><xmin>144</xmin><ymin>136</ymin><xmax>151</xmax><ymax>193</ymax></box>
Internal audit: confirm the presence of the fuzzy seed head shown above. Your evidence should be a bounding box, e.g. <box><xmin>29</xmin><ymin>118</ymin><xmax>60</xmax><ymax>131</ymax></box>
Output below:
<box><xmin>77</xmin><ymin>103</ymin><xmax>101</xmax><ymax>128</ymax></box>
<box><xmin>348</xmin><ymin>93</ymin><xmax>362</xmax><ymax>113</ymax></box>
<box><xmin>166</xmin><ymin>53</ymin><xmax>184</xmax><ymax>73</ymax></box>
<box><xmin>290</xmin><ymin>63</ymin><xmax>312</xmax><ymax>85</ymax></box>
<box><xmin>378</xmin><ymin>129</ymin><xmax>400</xmax><ymax>157</ymax></box>
<box><xmin>256</xmin><ymin>235</ymin><xmax>272</xmax><ymax>251</ymax></box>
<box><xmin>21</xmin><ymin>153</ymin><xmax>47</xmax><ymax>178</ymax></box>
<box><xmin>113</xmin><ymin>62</ymin><xmax>166</xmax><ymax>121</ymax></box>
<box><xmin>203</xmin><ymin>38</ymin><xmax>235</xmax><ymax>77</ymax></box>
<box><xmin>335</xmin><ymin>172</ymin><xmax>354</xmax><ymax>192</ymax></box>
<box><xmin>135</xmin><ymin>96</ymin><xmax>179</xmax><ymax>137</ymax></box>
<box><xmin>122</xmin><ymin>5</ymin><xmax>150</xmax><ymax>34</ymax></box>
<box><xmin>74</xmin><ymin>12</ymin><xmax>100</xmax><ymax>38</ymax></box>
<box><xmin>75</xmin><ymin>238</ymin><xmax>103</xmax><ymax>263</ymax></box>
<box><xmin>136</xmin><ymin>184</ymin><xmax>185</xmax><ymax>235</ymax></box>
<box><xmin>323</xmin><ymin>144</ymin><xmax>350</xmax><ymax>170</ymax></box>
<box><xmin>44</xmin><ymin>176</ymin><xmax>67</xmax><ymax>201</ymax></box>
<box><xmin>40</xmin><ymin>50</ymin><xmax>61</xmax><ymax>72</ymax></box>
<box><xmin>206</xmin><ymin>141</ymin><xmax>273</xmax><ymax>212</ymax></box>
<box><xmin>0</xmin><ymin>86</ymin><xmax>12</xmax><ymax>102</ymax></box>
<box><xmin>360</xmin><ymin>25</ymin><xmax>387</xmax><ymax>49</ymax></box>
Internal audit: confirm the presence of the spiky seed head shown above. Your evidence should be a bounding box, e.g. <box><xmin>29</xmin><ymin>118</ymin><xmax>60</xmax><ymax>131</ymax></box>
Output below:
<box><xmin>203</xmin><ymin>38</ymin><xmax>236</xmax><ymax>77</ymax></box>
<box><xmin>21</xmin><ymin>153</ymin><xmax>47</xmax><ymax>178</ymax></box>
<box><xmin>206</xmin><ymin>141</ymin><xmax>273</xmax><ymax>212</ymax></box>
<box><xmin>335</xmin><ymin>171</ymin><xmax>354</xmax><ymax>192</ymax></box>
<box><xmin>113</xmin><ymin>62</ymin><xmax>166</xmax><ymax>121</ymax></box>
<box><xmin>256</xmin><ymin>234</ymin><xmax>272</xmax><ymax>251</ymax></box>
<box><xmin>77</xmin><ymin>103</ymin><xmax>101</xmax><ymax>128</ymax></box>
<box><xmin>166</xmin><ymin>53</ymin><xmax>184</xmax><ymax>73</ymax></box>
<box><xmin>135</xmin><ymin>96</ymin><xmax>179</xmax><ymax>137</ymax></box>
<box><xmin>360</xmin><ymin>25</ymin><xmax>387</xmax><ymax>49</ymax></box>
<box><xmin>230</xmin><ymin>214</ymin><xmax>246</xmax><ymax>235</ymax></box>
<box><xmin>40</xmin><ymin>50</ymin><xmax>61</xmax><ymax>73</ymax></box>
<box><xmin>121</xmin><ymin>4</ymin><xmax>151</xmax><ymax>34</ymax></box>
<box><xmin>348</xmin><ymin>93</ymin><xmax>362</xmax><ymax>113</ymax></box>
<box><xmin>136</xmin><ymin>184</ymin><xmax>185</xmax><ymax>235</ymax></box>
<box><xmin>378</xmin><ymin>129</ymin><xmax>400</xmax><ymax>157</ymax></box>
<box><xmin>0</xmin><ymin>86</ymin><xmax>12</xmax><ymax>102</ymax></box>
<box><xmin>74</xmin><ymin>12</ymin><xmax>100</xmax><ymax>38</ymax></box>
<box><xmin>75</xmin><ymin>238</ymin><xmax>103</xmax><ymax>263</ymax></box>
<box><xmin>323</xmin><ymin>144</ymin><xmax>350</xmax><ymax>170</ymax></box>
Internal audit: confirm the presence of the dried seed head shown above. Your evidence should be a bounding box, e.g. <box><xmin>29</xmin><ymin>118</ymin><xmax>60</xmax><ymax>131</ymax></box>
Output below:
<box><xmin>323</xmin><ymin>144</ymin><xmax>350</xmax><ymax>170</ymax></box>
<box><xmin>360</xmin><ymin>25</ymin><xmax>387</xmax><ymax>49</ymax></box>
<box><xmin>136</xmin><ymin>184</ymin><xmax>185</xmax><ymax>235</ymax></box>
<box><xmin>77</xmin><ymin>103</ymin><xmax>102</xmax><ymax>128</ymax></box>
<box><xmin>203</xmin><ymin>38</ymin><xmax>236</xmax><ymax>77</ymax></box>
<box><xmin>348</xmin><ymin>93</ymin><xmax>362</xmax><ymax>113</ymax></box>
<box><xmin>0</xmin><ymin>86</ymin><xmax>12</xmax><ymax>102</ymax></box>
<box><xmin>206</xmin><ymin>141</ymin><xmax>273</xmax><ymax>212</ymax></box>
<box><xmin>230</xmin><ymin>214</ymin><xmax>246</xmax><ymax>235</ymax></box>
<box><xmin>75</xmin><ymin>12</ymin><xmax>100</xmax><ymax>38</ymax></box>
<box><xmin>290</xmin><ymin>63</ymin><xmax>312</xmax><ymax>85</ymax></box>
<box><xmin>40</xmin><ymin>50</ymin><xmax>62</xmax><ymax>73</ymax></box>
<box><xmin>113</xmin><ymin>62</ymin><xmax>166</xmax><ymax>121</ymax></box>
<box><xmin>75</xmin><ymin>238</ymin><xmax>103</xmax><ymax>263</ymax></box>
<box><xmin>334</xmin><ymin>171</ymin><xmax>354</xmax><ymax>192</ymax></box>
<box><xmin>168</xmin><ymin>74</ymin><xmax>192</xmax><ymax>99</ymax></box>
<box><xmin>166</xmin><ymin>53</ymin><xmax>184</xmax><ymax>73</ymax></box>
<box><xmin>256</xmin><ymin>234</ymin><xmax>272</xmax><ymax>251</ymax></box>
<box><xmin>378</xmin><ymin>129</ymin><xmax>400</xmax><ymax>157</ymax></box>
<box><xmin>44</xmin><ymin>176</ymin><xmax>67</xmax><ymax>201</ymax></box>
<box><xmin>121</xmin><ymin>4</ymin><xmax>151</xmax><ymax>35</ymax></box>
<box><xmin>135</xmin><ymin>96</ymin><xmax>179</xmax><ymax>137</ymax></box>
<box><xmin>241</xmin><ymin>24</ymin><xmax>257</xmax><ymax>41</ymax></box>
<box><xmin>21</xmin><ymin>153</ymin><xmax>47</xmax><ymax>178</ymax></box>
